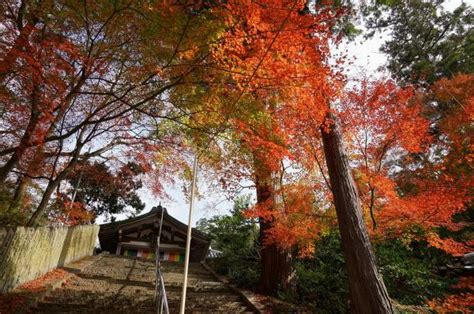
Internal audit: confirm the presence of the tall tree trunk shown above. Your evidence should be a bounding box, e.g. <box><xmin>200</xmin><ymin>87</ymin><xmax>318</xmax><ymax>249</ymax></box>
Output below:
<box><xmin>27</xmin><ymin>144</ymin><xmax>82</xmax><ymax>226</ymax></box>
<box><xmin>7</xmin><ymin>175</ymin><xmax>30</xmax><ymax>213</ymax></box>
<box><xmin>0</xmin><ymin>154</ymin><xmax>21</xmax><ymax>186</ymax></box>
<box><xmin>27</xmin><ymin>177</ymin><xmax>57</xmax><ymax>226</ymax></box>
<box><xmin>255</xmin><ymin>171</ymin><xmax>291</xmax><ymax>295</ymax></box>
<box><xmin>0</xmin><ymin>91</ymin><xmax>41</xmax><ymax>186</ymax></box>
<box><xmin>320</xmin><ymin>114</ymin><xmax>393</xmax><ymax>313</ymax></box>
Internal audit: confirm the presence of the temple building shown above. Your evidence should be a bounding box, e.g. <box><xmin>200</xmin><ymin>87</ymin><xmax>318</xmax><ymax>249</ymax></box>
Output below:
<box><xmin>98</xmin><ymin>205</ymin><xmax>210</xmax><ymax>262</ymax></box>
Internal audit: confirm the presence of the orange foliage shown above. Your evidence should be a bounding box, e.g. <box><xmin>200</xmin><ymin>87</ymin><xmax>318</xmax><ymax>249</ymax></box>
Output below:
<box><xmin>212</xmin><ymin>0</ymin><xmax>344</xmax><ymax>171</ymax></box>
<box><xmin>377</xmin><ymin>182</ymin><xmax>469</xmax><ymax>238</ymax></box>
<box><xmin>18</xmin><ymin>268</ymin><xmax>68</xmax><ymax>292</ymax></box>
<box><xmin>383</xmin><ymin>75</ymin><xmax>473</xmax><ymax>254</ymax></box>
<box><xmin>245</xmin><ymin>183</ymin><xmax>336</xmax><ymax>255</ymax></box>
<box><xmin>0</xmin><ymin>22</ymin><xmax>85</xmax><ymax>186</ymax></box>
<box><xmin>431</xmin><ymin>74</ymin><xmax>474</xmax><ymax>183</ymax></box>
<box><xmin>341</xmin><ymin>79</ymin><xmax>430</xmax><ymax>155</ymax></box>
<box><xmin>427</xmin><ymin>276</ymin><xmax>474</xmax><ymax>313</ymax></box>
<box><xmin>49</xmin><ymin>196</ymin><xmax>94</xmax><ymax>226</ymax></box>
<box><xmin>340</xmin><ymin>79</ymin><xmax>430</xmax><ymax>228</ymax></box>
<box><xmin>426</xmin><ymin>233</ymin><xmax>473</xmax><ymax>256</ymax></box>
<box><xmin>213</xmin><ymin>6</ymin><xmax>472</xmax><ymax>259</ymax></box>
<box><xmin>339</xmin><ymin>75</ymin><xmax>473</xmax><ymax>255</ymax></box>
<box><xmin>207</xmin><ymin>1</ymin><xmax>346</xmax><ymax>254</ymax></box>
<box><xmin>0</xmin><ymin>268</ymin><xmax>69</xmax><ymax>313</ymax></box>
<box><xmin>60</xmin><ymin>201</ymin><xmax>95</xmax><ymax>226</ymax></box>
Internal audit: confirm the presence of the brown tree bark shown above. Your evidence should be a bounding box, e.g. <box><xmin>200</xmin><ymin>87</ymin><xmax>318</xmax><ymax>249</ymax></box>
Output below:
<box><xmin>27</xmin><ymin>142</ymin><xmax>83</xmax><ymax>227</ymax></box>
<box><xmin>7</xmin><ymin>175</ymin><xmax>30</xmax><ymax>213</ymax></box>
<box><xmin>255</xmin><ymin>170</ymin><xmax>291</xmax><ymax>295</ymax></box>
<box><xmin>320</xmin><ymin>113</ymin><xmax>393</xmax><ymax>313</ymax></box>
<box><xmin>0</xmin><ymin>103</ymin><xmax>41</xmax><ymax>185</ymax></box>
<box><xmin>26</xmin><ymin>162</ymin><xmax>75</xmax><ymax>227</ymax></box>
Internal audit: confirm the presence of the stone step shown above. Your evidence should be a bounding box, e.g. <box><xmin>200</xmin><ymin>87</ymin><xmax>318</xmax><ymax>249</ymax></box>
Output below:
<box><xmin>74</xmin><ymin>272</ymin><xmax>218</xmax><ymax>285</ymax></box>
<box><xmin>48</xmin><ymin>288</ymin><xmax>237</xmax><ymax>297</ymax></box>
<box><xmin>30</xmin><ymin>257</ymin><xmax>256</xmax><ymax>313</ymax></box>
<box><xmin>34</xmin><ymin>308</ymin><xmax>254</xmax><ymax>314</ymax></box>
<box><xmin>35</xmin><ymin>301</ymin><xmax>252</xmax><ymax>313</ymax></box>
<box><xmin>62</xmin><ymin>278</ymin><xmax>228</xmax><ymax>293</ymax></box>
<box><xmin>44</xmin><ymin>292</ymin><xmax>243</xmax><ymax>305</ymax></box>
<box><xmin>55</xmin><ymin>281</ymin><xmax>231</xmax><ymax>295</ymax></box>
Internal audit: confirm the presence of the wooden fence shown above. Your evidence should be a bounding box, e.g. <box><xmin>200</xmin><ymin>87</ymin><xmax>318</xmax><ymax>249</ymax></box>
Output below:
<box><xmin>0</xmin><ymin>225</ymin><xmax>99</xmax><ymax>293</ymax></box>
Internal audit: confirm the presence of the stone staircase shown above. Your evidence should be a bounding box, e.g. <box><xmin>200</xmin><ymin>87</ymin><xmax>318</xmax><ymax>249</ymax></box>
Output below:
<box><xmin>31</xmin><ymin>255</ymin><xmax>255</xmax><ymax>313</ymax></box>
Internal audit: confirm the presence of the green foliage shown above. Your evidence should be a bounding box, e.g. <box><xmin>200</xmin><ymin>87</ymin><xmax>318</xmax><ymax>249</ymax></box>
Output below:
<box><xmin>209</xmin><ymin>255</ymin><xmax>261</xmax><ymax>288</ymax></box>
<box><xmin>376</xmin><ymin>238</ymin><xmax>455</xmax><ymax>305</ymax></box>
<box><xmin>285</xmin><ymin>231</ymin><xmax>455</xmax><ymax>312</ymax></box>
<box><xmin>199</xmin><ymin>204</ymin><xmax>457</xmax><ymax>309</ymax></box>
<box><xmin>444</xmin><ymin>205</ymin><xmax>474</xmax><ymax>245</ymax></box>
<box><xmin>0</xmin><ymin>184</ymin><xmax>21</xmax><ymax>226</ymax></box>
<box><xmin>197</xmin><ymin>195</ymin><xmax>261</xmax><ymax>288</ymax></box>
<box><xmin>290</xmin><ymin>232</ymin><xmax>349</xmax><ymax>313</ymax></box>
<box><xmin>363</xmin><ymin>0</ymin><xmax>474</xmax><ymax>85</ymax></box>
<box><xmin>0</xmin><ymin>181</ymin><xmax>35</xmax><ymax>226</ymax></box>
<box><xmin>65</xmin><ymin>161</ymin><xmax>145</xmax><ymax>219</ymax></box>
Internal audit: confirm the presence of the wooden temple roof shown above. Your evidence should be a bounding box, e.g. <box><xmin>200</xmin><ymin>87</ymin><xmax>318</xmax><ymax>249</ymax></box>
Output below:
<box><xmin>99</xmin><ymin>205</ymin><xmax>209</xmax><ymax>244</ymax></box>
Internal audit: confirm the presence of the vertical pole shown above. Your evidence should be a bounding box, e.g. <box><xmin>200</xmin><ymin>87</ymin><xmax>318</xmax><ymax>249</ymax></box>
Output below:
<box><xmin>156</xmin><ymin>205</ymin><xmax>165</xmax><ymax>314</ymax></box>
<box><xmin>179</xmin><ymin>155</ymin><xmax>198</xmax><ymax>314</ymax></box>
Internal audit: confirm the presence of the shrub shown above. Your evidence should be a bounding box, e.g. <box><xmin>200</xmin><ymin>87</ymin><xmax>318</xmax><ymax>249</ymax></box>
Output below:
<box><xmin>197</xmin><ymin>195</ymin><xmax>261</xmax><ymax>289</ymax></box>
<box><xmin>208</xmin><ymin>256</ymin><xmax>261</xmax><ymax>288</ymax></box>
<box><xmin>376</xmin><ymin>238</ymin><xmax>455</xmax><ymax>305</ymax></box>
<box><xmin>288</xmin><ymin>231</ymin><xmax>455</xmax><ymax>312</ymax></box>
<box><xmin>291</xmin><ymin>231</ymin><xmax>349</xmax><ymax>313</ymax></box>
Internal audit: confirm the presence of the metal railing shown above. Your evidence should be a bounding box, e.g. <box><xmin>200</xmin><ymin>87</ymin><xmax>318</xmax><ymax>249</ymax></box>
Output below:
<box><xmin>155</xmin><ymin>208</ymin><xmax>169</xmax><ymax>314</ymax></box>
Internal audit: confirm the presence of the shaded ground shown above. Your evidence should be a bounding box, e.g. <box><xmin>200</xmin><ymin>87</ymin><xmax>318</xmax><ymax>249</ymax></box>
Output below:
<box><xmin>1</xmin><ymin>254</ymin><xmax>254</xmax><ymax>313</ymax></box>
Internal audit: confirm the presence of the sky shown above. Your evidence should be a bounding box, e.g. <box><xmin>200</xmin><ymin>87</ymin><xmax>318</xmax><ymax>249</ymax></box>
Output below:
<box><xmin>96</xmin><ymin>0</ymin><xmax>468</xmax><ymax>227</ymax></box>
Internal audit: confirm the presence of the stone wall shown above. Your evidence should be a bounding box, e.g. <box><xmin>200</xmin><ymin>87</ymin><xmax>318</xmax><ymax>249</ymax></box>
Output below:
<box><xmin>0</xmin><ymin>225</ymin><xmax>99</xmax><ymax>293</ymax></box>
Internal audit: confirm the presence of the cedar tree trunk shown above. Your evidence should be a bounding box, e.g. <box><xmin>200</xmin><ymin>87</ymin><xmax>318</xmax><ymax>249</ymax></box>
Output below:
<box><xmin>320</xmin><ymin>114</ymin><xmax>393</xmax><ymax>313</ymax></box>
<box><xmin>255</xmin><ymin>172</ymin><xmax>291</xmax><ymax>295</ymax></box>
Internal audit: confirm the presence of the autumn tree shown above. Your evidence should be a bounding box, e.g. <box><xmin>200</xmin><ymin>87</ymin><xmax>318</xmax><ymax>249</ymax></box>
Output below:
<box><xmin>196</xmin><ymin>1</ymin><xmax>394</xmax><ymax>310</ymax></box>
<box><xmin>62</xmin><ymin>161</ymin><xmax>145</xmax><ymax>221</ymax></box>
<box><xmin>380</xmin><ymin>74</ymin><xmax>473</xmax><ymax>254</ymax></box>
<box><xmin>204</xmin><ymin>0</ymin><xmax>336</xmax><ymax>294</ymax></box>
<box><xmin>360</xmin><ymin>0</ymin><xmax>473</xmax><ymax>255</ymax></box>
<box><xmin>339</xmin><ymin>79</ymin><xmax>430</xmax><ymax>230</ymax></box>
<box><xmin>0</xmin><ymin>1</ymin><xmax>215</xmax><ymax>225</ymax></box>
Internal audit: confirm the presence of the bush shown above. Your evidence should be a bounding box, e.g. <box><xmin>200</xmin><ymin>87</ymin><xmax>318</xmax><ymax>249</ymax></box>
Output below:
<box><xmin>208</xmin><ymin>256</ymin><xmax>261</xmax><ymax>288</ymax></box>
<box><xmin>288</xmin><ymin>231</ymin><xmax>455</xmax><ymax>312</ymax></box>
<box><xmin>376</xmin><ymin>238</ymin><xmax>455</xmax><ymax>305</ymax></box>
<box><xmin>197</xmin><ymin>195</ymin><xmax>261</xmax><ymax>289</ymax></box>
<box><xmin>290</xmin><ymin>232</ymin><xmax>349</xmax><ymax>313</ymax></box>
